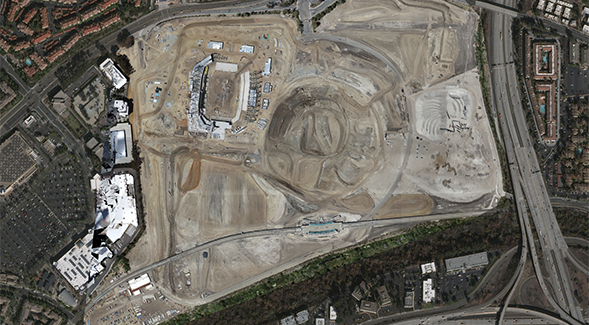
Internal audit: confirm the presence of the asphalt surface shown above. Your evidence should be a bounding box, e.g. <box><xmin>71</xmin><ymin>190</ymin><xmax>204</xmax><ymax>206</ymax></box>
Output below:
<box><xmin>488</xmin><ymin>0</ymin><xmax>584</xmax><ymax>323</ymax></box>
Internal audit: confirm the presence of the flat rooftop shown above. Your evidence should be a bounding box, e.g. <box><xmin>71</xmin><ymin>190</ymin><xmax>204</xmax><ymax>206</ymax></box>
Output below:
<box><xmin>445</xmin><ymin>252</ymin><xmax>489</xmax><ymax>273</ymax></box>
<box><xmin>109</xmin><ymin>123</ymin><xmax>133</xmax><ymax>164</ymax></box>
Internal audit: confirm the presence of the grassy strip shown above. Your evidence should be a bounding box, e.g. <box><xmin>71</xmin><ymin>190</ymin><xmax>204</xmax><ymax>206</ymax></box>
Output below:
<box><xmin>164</xmin><ymin>217</ymin><xmax>473</xmax><ymax>324</ymax></box>
<box><xmin>475</xmin><ymin>14</ymin><xmax>513</xmax><ymax>195</ymax></box>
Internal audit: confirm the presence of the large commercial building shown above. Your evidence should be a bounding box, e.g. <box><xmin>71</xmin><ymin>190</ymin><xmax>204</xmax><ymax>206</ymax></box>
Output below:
<box><xmin>109</xmin><ymin>123</ymin><xmax>133</xmax><ymax>164</ymax></box>
<box><xmin>94</xmin><ymin>173</ymin><xmax>138</xmax><ymax>243</ymax></box>
<box><xmin>128</xmin><ymin>273</ymin><xmax>153</xmax><ymax>295</ymax></box>
<box><xmin>444</xmin><ymin>252</ymin><xmax>489</xmax><ymax>273</ymax></box>
<box><xmin>53</xmin><ymin>231</ymin><xmax>112</xmax><ymax>291</ymax></box>
<box><xmin>100</xmin><ymin>58</ymin><xmax>127</xmax><ymax>89</ymax></box>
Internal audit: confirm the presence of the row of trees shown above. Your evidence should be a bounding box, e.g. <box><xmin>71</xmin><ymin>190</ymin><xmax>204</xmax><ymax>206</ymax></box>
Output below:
<box><xmin>162</xmin><ymin>204</ymin><xmax>523</xmax><ymax>325</ymax></box>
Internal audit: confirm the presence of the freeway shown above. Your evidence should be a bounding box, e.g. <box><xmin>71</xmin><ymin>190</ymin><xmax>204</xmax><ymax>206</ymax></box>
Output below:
<box><xmin>488</xmin><ymin>0</ymin><xmax>584</xmax><ymax>323</ymax></box>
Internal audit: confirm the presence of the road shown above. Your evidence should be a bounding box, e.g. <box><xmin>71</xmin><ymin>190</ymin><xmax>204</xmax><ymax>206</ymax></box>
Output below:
<box><xmin>85</xmin><ymin>210</ymin><xmax>486</xmax><ymax>312</ymax></box>
<box><xmin>488</xmin><ymin>0</ymin><xmax>584</xmax><ymax>323</ymax></box>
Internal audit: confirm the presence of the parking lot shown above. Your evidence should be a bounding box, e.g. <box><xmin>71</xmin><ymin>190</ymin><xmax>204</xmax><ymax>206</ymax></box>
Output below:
<box><xmin>30</xmin><ymin>156</ymin><xmax>91</xmax><ymax>222</ymax></box>
<box><xmin>565</xmin><ymin>66</ymin><xmax>589</xmax><ymax>96</ymax></box>
<box><xmin>439</xmin><ymin>268</ymin><xmax>484</xmax><ymax>303</ymax></box>
<box><xmin>0</xmin><ymin>185</ymin><xmax>67</xmax><ymax>274</ymax></box>
<box><xmin>86</xmin><ymin>288</ymin><xmax>186</xmax><ymax>325</ymax></box>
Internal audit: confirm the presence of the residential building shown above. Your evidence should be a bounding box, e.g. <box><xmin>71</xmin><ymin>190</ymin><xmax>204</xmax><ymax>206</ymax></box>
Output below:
<box><xmin>59</xmin><ymin>15</ymin><xmax>82</xmax><ymax>29</ymax></box>
<box><xmin>30</xmin><ymin>52</ymin><xmax>47</xmax><ymax>70</ymax></box>
<box><xmin>17</xmin><ymin>23</ymin><xmax>34</xmax><ymax>36</ymax></box>
<box><xmin>32</xmin><ymin>30</ymin><xmax>51</xmax><ymax>45</ymax></box>
<box><xmin>100</xmin><ymin>14</ymin><xmax>121</xmax><ymax>29</ymax></box>
<box><xmin>46</xmin><ymin>47</ymin><xmax>65</xmax><ymax>64</ymax></box>
<box><xmin>23</xmin><ymin>65</ymin><xmax>39</xmax><ymax>78</ymax></box>
<box><xmin>81</xmin><ymin>23</ymin><xmax>101</xmax><ymax>36</ymax></box>
<box><xmin>62</xmin><ymin>33</ymin><xmax>81</xmax><ymax>51</ymax></box>
<box><xmin>40</xmin><ymin>7</ymin><xmax>49</xmax><ymax>29</ymax></box>
<box><xmin>22</xmin><ymin>8</ymin><xmax>38</xmax><ymax>24</ymax></box>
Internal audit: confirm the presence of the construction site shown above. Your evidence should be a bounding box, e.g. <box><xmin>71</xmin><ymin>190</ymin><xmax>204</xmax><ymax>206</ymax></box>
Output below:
<box><xmin>117</xmin><ymin>0</ymin><xmax>503</xmax><ymax>308</ymax></box>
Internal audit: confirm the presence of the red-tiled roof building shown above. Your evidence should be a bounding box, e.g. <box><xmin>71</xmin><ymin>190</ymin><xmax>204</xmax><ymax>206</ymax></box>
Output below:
<box><xmin>40</xmin><ymin>7</ymin><xmax>49</xmax><ymax>29</ymax></box>
<box><xmin>24</xmin><ymin>65</ymin><xmax>39</xmax><ymax>78</ymax></box>
<box><xmin>22</xmin><ymin>7</ymin><xmax>38</xmax><ymax>24</ymax></box>
<box><xmin>99</xmin><ymin>0</ymin><xmax>118</xmax><ymax>11</ymax></box>
<box><xmin>62</xmin><ymin>33</ymin><xmax>80</xmax><ymax>51</ymax></box>
<box><xmin>32</xmin><ymin>30</ymin><xmax>51</xmax><ymax>45</ymax></box>
<box><xmin>46</xmin><ymin>47</ymin><xmax>65</xmax><ymax>63</ymax></box>
<box><xmin>13</xmin><ymin>40</ymin><xmax>31</xmax><ymax>52</ymax></box>
<box><xmin>81</xmin><ymin>23</ymin><xmax>101</xmax><ymax>36</ymax></box>
<box><xmin>100</xmin><ymin>14</ymin><xmax>121</xmax><ymax>29</ymax></box>
<box><xmin>0</xmin><ymin>39</ymin><xmax>11</xmax><ymax>52</ymax></box>
<box><xmin>17</xmin><ymin>23</ymin><xmax>34</xmax><ymax>36</ymax></box>
<box><xmin>30</xmin><ymin>52</ymin><xmax>47</xmax><ymax>70</ymax></box>
<box><xmin>58</xmin><ymin>14</ymin><xmax>81</xmax><ymax>29</ymax></box>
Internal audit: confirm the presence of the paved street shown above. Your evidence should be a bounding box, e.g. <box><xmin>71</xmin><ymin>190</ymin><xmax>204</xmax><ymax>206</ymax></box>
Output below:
<box><xmin>488</xmin><ymin>0</ymin><xmax>584</xmax><ymax>323</ymax></box>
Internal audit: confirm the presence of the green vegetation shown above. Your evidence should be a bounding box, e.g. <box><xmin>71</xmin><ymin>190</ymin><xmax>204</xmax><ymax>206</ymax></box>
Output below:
<box><xmin>63</xmin><ymin>111</ymin><xmax>86</xmax><ymax>138</ymax></box>
<box><xmin>475</xmin><ymin>14</ymin><xmax>512</xmax><ymax>195</ymax></box>
<box><xmin>163</xmin><ymin>205</ymin><xmax>523</xmax><ymax>325</ymax></box>
<box><xmin>115</xmin><ymin>255</ymin><xmax>131</xmax><ymax>273</ymax></box>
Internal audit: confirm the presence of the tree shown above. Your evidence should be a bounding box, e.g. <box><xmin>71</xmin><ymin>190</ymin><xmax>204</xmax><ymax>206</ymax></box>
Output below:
<box><xmin>116</xmin><ymin>29</ymin><xmax>131</xmax><ymax>46</ymax></box>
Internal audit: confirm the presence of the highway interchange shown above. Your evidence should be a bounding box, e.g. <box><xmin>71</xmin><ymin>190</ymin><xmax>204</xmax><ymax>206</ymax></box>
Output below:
<box><xmin>1</xmin><ymin>0</ymin><xmax>588</xmax><ymax>324</ymax></box>
<box><xmin>489</xmin><ymin>0</ymin><xmax>585</xmax><ymax>324</ymax></box>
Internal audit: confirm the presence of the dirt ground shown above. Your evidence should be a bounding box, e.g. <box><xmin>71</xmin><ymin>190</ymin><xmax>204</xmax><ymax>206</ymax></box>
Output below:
<box><xmin>117</xmin><ymin>0</ymin><xmax>503</xmax><ymax>306</ymax></box>
<box><xmin>513</xmin><ymin>258</ymin><xmax>555</xmax><ymax>312</ymax></box>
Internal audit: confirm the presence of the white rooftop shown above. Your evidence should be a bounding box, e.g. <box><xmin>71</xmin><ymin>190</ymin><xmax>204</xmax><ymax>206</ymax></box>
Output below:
<box><xmin>100</xmin><ymin>59</ymin><xmax>127</xmax><ymax>89</ymax></box>
<box><xmin>110</xmin><ymin>123</ymin><xmax>133</xmax><ymax>164</ymax></box>
<box><xmin>421</xmin><ymin>262</ymin><xmax>436</xmax><ymax>275</ymax></box>
<box><xmin>53</xmin><ymin>231</ymin><xmax>108</xmax><ymax>291</ymax></box>
<box><xmin>129</xmin><ymin>273</ymin><xmax>151</xmax><ymax>293</ymax></box>
<box><xmin>263</xmin><ymin>58</ymin><xmax>272</xmax><ymax>76</ymax></box>
<box><xmin>114</xmin><ymin>100</ymin><xmax>129</xmax><ymax>118</ymax></box>
<box><xmin>423</xmin><ymin>278</ymin><xmax>435</xmax><ymax>303</ymax></box>
<box><xmin>240</xmin><ymin>44</ymin><xmax>254</xmax><ymax>53</ymax></box>
<box><xmin>207</xmin><ymin>41</ymin><xmax>223</xmax><ymax>49</ymax></box>
<box><xmin>214</xmin><ymin>62</ymin><xmax>238</xmax><ymax>73</ymax></box>
<box><xmin>445</xmin><ymin>252</ymin><xmax>489</xmax><ymax>273</ymax></box>
<box><xmin>95</xmin><ymin>173</ymin><xmax>138</xmax><ymax>243</ymax></box>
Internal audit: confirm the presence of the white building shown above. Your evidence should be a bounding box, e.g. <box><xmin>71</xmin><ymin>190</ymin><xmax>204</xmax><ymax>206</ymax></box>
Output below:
<box><xmin>445</xmin><ymin>252</ymin><xmax>489</xmax><ymax>273</ymax></box>
<box><xmin>113</xmin><ymin>100</ymin><xmax>129</xmax><ymax>120</ymax></box>
<box><xmin>207</xmin><ymin>41</ymin><xmax>223</xmax><ymax>49</ymax></box>
<box><xmin>263</xmin><ymin>58</ymin><xmax>272</xmax><ymax>76</ymax></box>
<box><xmin>421</xmin><ymin>262</ymin><xmax>436</xmax><ymax>275</ymax></box>
<box><xmin>329</xmin><ymin>306</ymin><xmax>337</xmax><ymax>321</ymax></box>
<box><xmin>422</xmin><ymin>278</ymin><xmax>435</xmax><ymax>303</ymax></box>
<box><xmin>128</xmin><ymin>274</ymin><xmax>153</xmax><ymax>295</ymax></box>
<box><xmin>53</xmin><ymin>231</ymin><xmax>112</xmax><ymax>291</ymax></box>
<box><xmin>99</xmin><ymin>59</ymin><xmax>127</xmax><ymax>89</ymax></box>
<box><xmin>240</xmin><ymin>44</ymin><xmax>254</xmax><ymax>53</ymax></box>
<box><xmin>109</xmin><ymin>123</ymin><xmax>133</xmax><ymax>164</ymax></box>
<box><xmin>95</xmin><ymin>173</ymin><xmax>138</xmax><ymax>243</ymax></box>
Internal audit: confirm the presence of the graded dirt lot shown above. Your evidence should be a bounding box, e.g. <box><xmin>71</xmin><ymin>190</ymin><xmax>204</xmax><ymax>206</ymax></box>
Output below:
<box><xmin>118</xmin><ymin>0</ymin><xmax>503</xmax><ymax>306</ymax></box>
